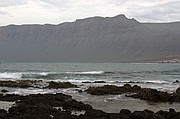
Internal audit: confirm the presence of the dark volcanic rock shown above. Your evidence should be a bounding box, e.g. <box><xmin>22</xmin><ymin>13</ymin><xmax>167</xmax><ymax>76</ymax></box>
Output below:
<box><xmin>85</xmin><ymin>84</ymin><xmax>135</xmax><ymax>95</ymax></box>
<box><xmin>0</xmin><ymin>80</ymin><xmax>40</xmax><ymax>88</ymax></box>
<box><xmin>132</xmin><ymin>85</ymin><xmax>141</xmax><ymax>92</ymax></box>
<box><xmin>133</xmin><ymin>88</ymin><xmax>172</xmax><ymax>102</ymax></box>
<box><xmin>0</xmin><ymin>109</ymin><xmax>7</xmax><ymax>119</ymax></box>
<box><xmin>85</xmin><ymin>84</ymin><xmax>180</xmax><ymax>102</ymax></box>
<box><xmin>85</xmin><ymin>85</ymin><xmax>122</xmax><ymax>95</ymax></box>
<box><xmin>0</xmin><ymin>93</ymin><xmax>180</xmax><ymax>119</ymax></box>
<box><xmin>173</xmin><ymin>87</ymin><xmax>180</xmax><ymax>102</ymax></box>
<box><xmin>176</xmin><ymin>87</ymin><xmax>180</xmax><ymax>95</ymax></box>
<box><xmin>0</xmin><ymin>94</ymin><xmax>24</xmax><ymax>101</ymax></box>
<box><xmin>2</xmin><ymin>93</ymin><xmax>91</xmax><ymax>119</ymax></box>
<box><xmin>1</xmin><ymin>89</ymin><xmax>8</xmax><ymax>93</ymax></box>
<box><xmin>174</xmin><ymin>80</ymin><xmax>179</xmax><ymax>83</ymax></box>
<box><xmin>156</xmin><ymin>109</ymin><xmax>180</xmax><ymax>119</ymax></box>
<box><xmin>46</xmin><ymin>81</ymin><xmax>78</xmax><ymax>89</ymax></box>
<box><xmin>93</xmin><ymin>81</ymin><xmax>106</xmax><ymax>83</ymax></box>
<box><xmin>120</xmin><ymin>109</ymin><xmax>131</xmax><ymax>115</ymax></box>
<box><xmin>130</xmin><ymin>110</ymin><xmax>164</xmax><ymax>119</ymax></box>
<box><xmin>82</xmin><ymin>81</ymin><xmax>91</xmax><ymax>83</ymax></box>
<box><xmin>128</xmin><ymin>88</ymin><xmax>180</xmax><ymax>102</ymax></box>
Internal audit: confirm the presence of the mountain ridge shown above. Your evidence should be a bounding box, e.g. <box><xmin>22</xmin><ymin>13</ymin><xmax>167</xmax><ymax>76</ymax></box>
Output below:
<box><xmin>0</xmin><ymin>14</ymin><xmax>180</xmax><ymax>63</ymax></box>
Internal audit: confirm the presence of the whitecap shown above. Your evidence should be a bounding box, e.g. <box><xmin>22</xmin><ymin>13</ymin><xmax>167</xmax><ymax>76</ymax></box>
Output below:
<box><xmin>38</xmin><ymin>72</ymin><xmax>49</xmax><ymax>76</ymax></box>
<box><xmin>0</xmin><ymin>72</ymin><xmax>22</xmax><ymax>79</ymax></box>
<box><xmin>145</xmin><ymin>80</ymin><xmax>169</xmax><ymax>84</ymax></box>
<box><xmin>66</xmin><ymin>71</ymin><xmax>105</xmax><ymax>75</ymax></box>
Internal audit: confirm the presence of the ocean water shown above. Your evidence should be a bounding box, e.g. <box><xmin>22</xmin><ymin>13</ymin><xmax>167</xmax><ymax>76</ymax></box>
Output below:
<box><xmin>0</xmin><ymin>63</ymin><xmax>180</xmax><ymax>92</ymax></box>
<box><xmin>1</xmin><ymin>63</ymin><xmax>180</xmax><ymax>112</ymax></box>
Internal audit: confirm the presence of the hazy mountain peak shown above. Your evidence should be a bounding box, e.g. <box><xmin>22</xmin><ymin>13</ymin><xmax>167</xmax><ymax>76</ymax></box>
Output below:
<box><xmin>73</xmin><ymin>14</ymin><xmax>139</xmax><ymax>25</ymax></box>
<box><xmin>112</xmin><ymin>14</ymin><xmax>127</xmax><ymax>19</ymax></box>
<box><xmin>75</xmin><ymin>16</ymin><xmax>104</xmax><ymax>22</ymax></box>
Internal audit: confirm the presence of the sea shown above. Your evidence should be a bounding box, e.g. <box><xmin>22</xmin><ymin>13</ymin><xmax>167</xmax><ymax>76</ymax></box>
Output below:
<box><xmin>0</xmin><ymin>63</ymin><xmax>180</xmax><ymax>112</ymax></box>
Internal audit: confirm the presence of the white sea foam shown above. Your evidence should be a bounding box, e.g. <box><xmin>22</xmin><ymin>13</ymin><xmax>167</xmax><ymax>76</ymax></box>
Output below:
<box><xmin>10</xmin><ymin>87</ymin><xmax>79</xmax><ymax>95</ymax></box>
<box><xmin>39</xmin><ymin>72</ymin><xmax>49</xmax><ymax>76</ymax></box>
<box><xmin>104</xmin><ymin>95</ymin><xmax>123</xmax><ymax>102</ymax></box>
<box><xmin>71</xmin><ymin>110</ymin><xmax>86</xmax><ymax>116</ymax></box>
<box><xmin>0</xmin><ymin>72</ymin><xmax>22</xmax><ymax>79</ymax></box>
<box><xmin>0</xmin><ymin>72</ymin><xmax>51</xmax><ymax>80</ymax></box>
<box><xmin>144</xmin><ymin>80</ymin><xmax>169</xmax><ymax>84</ymax></box>
<box><xmin>66</xmin><ymin>71</ymin><xmax>105</xmax><ymax>75</ymax></box>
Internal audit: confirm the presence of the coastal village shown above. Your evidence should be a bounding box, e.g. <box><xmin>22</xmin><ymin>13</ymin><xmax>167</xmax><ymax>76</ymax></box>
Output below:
<box><xmin>157</xmin><ymin>59</ymin><xmax>180</xmax><ymax>63</ymax></box>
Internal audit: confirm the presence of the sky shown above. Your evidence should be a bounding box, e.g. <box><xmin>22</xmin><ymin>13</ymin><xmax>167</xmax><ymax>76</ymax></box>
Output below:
<box><xmin>0</xmin><ymin>0</ymin><xmax>180</xmax><ymax>26</ymax></box>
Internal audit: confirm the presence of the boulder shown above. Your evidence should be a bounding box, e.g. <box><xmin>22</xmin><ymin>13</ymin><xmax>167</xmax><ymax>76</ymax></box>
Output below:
<box><xmin>85</xmin><ymin>85</ymin><xmax>123</xmax><ymax>95</ymax></box>
<box><xmin>46</xmin><ymin>81</ymin><xmax>78</xmax><ymax>89</ymax></box>
<box><xmin>120</xmin><ymin>109</ymin><xmax>131</xmax><ymax>115</ymax></box>
<box><xmin>176</xmin><ymin>87</ymin><xmax>180</xmax><ymax>95</ymax></box>
<box><xmin>0</xmin><ymin>80</ymin><xmax>40</xmax><ymax>88</ymax></box>
<box><xmin>1</xmin><ymin>89</ymin><xmax>8</xmax><ymax>93</ymax></box>
<box><xmin>93</xmin><ymin>81</ymin><xmax>106</xmax><ymax>83</ymax></box>
<box><xmin>129</xmin><ymin>88</ymin><xmax>173</xmax><ymax>102</ymax></box>
<box><xmin>0</xmin><ymin>109</ymin><xmax>7</xmax><ymax>119</ymax></box>
<box><xmin>132</xmin><ymin>85</ymin><xmax>141</xmax><ymax>93</ymax></box>
<box><xmin>82</xmin><ymin>81</ymin><xmax>91</xmax><ymax>83</ymax></box>
<box><xmin>85</xmin><ymin>84</ymin><xmax>134</xmax><ymax>95</ymax></box>
<box><xmin>174</xmin><ymin>80</ymin><xmax>179</xmax><ymax>83</ymax></box>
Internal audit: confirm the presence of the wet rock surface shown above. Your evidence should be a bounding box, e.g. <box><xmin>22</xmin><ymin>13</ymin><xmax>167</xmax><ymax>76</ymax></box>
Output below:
<box><xmin>85</xmin><ymin>84</ymin><xmax>140</xmax><ymax>95</ymax></box>
<box><xmin>176</xmin><ymin>87</ymin><xmax>180</xmax><ymax>95</ymax></box>
<box><xmin>129</xmin><ymin>88</ymin><xmax>180</xmax><ymax>102</ymax></box>
<box><xmin>0</xmin><ymin>94</ymin><xmax>24</xmax><ymax>102</ymax></box>
<box><xmin>0</xmin><ymin>80</ymin><xmax>78</xmax><ymax>89</ymax></box>
<box><xmin>174</xmin><ymin>80</ymin><xmax>179</xmax><ymax>83</ymax></box>
<box><xmin>93</xmin><ymin>81</ymin><xmax>106</xmax><ymax>83</ymax></box>
<box><xmin>0</xmin><ymin>80</ymin><xmax>42</xmax><ymax>88</ymax></box>
<box><xmin>1</xmin><ymin>89</ymin><xmax>8</xmax><ymax>93</ymax></box>
<box><xmin>85</xmin><ymin>84</ymin><xmax>180</xmax><ymax>102</ymax></box>
<box><xmin>82</xmin><ymin>81</ymin><xmax>106</xmax><ymax>83</ymax></box>
<box><xmin>0</xmin><ymin>93</ymin><xmax>180</xmax><ymax>119</ymax></box>
<box><xmin>0</xmin><ymin>80</ymin><xmax>33</xmax><ymax>88</ymax></box>
<box><xmin>46</xmin><ymin>81</ymin><xmax>78</xmax><ymax>89</ymax></box>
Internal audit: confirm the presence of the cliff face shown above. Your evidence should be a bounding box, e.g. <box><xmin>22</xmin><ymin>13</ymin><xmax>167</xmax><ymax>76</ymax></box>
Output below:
<box><xmin>0</xmin><ymin>15</ymin><xmax>180</xmax><ymax>62</ymax></box>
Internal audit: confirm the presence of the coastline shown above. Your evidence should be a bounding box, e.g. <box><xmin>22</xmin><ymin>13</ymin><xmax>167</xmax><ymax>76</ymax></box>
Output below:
<box><xmin>0</xmin><ymin>91</ymin><xmax>180</xmax><ymax>119</ymax></box>
<box><xmin>0</xmin><ymin>80</ymin><xmax>180</xmax><ymax>115</ymax></box>
<box><xmin>0</xmin><ymin>63</ymin><xmax>180</xmax><ymax>118</ymax></box>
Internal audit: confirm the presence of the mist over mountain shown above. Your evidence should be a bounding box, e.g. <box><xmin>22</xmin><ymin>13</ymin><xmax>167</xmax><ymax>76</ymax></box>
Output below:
<box><xmin>0</xmin><ymin>14</ymin><xmax>180</xmax><ymax>63</ymax></box>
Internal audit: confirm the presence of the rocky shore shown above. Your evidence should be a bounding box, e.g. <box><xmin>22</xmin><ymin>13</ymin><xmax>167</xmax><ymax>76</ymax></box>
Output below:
<box><xmin>0</xmin><ymin>80</ymin><xmax>180</xmax><ymax>118</ymax></box>
<box><xmin>0</xmin><ymin>93</ymin><xmax>180</xmax><ymax>119</ymax></box>
<box><xmin>85</xmin><ymin>84</ymin><xmax>180</xmax><ymax>102</ymax></box>
<box><xmin>0</xmin><ymin>80</ymin><xmax>78</xmax><ymax>89</ymax></box>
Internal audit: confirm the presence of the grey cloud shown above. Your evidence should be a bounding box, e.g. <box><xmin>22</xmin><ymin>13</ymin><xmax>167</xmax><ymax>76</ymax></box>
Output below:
<box><xmin>0</xmin><ymin>10</ymin><xmax>8</xmax><ymax>15</ymax></box>
<box><xmin>39</xmin><ymin>0</ymin><xmax>71</xmax><ymax>8</ymax></box>
<box><xmin>28</xmin><ymin>0</ymin><xmax>180</xmax><ymax>23</ymax></box>
<box><xmin>143</xmin><ymin>1</ymin><xmax>180</xmax><ymax>22</ymax></box>
<box><xmin>113</xmin><ymin>0</ymin><xmax>180</xmax><ymax>22</ymax></box>
<box><xmin>0</xmin><ymin>0</ymin><xmax>180</xmax><ymax>26</ymax></box>
<box><xmin>0</xmin><ymin>0</ymin><xmax>26</xmax><ymax>7</ymax></box>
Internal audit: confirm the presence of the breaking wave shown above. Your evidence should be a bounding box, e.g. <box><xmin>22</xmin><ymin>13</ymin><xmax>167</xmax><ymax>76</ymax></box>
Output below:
<box><xmin>65</xmin><ymin>71</ymin><xmax>105</xmax><ymax>75</ymax></box>
<box><xmin>0</xmin><ymin>71</ymin><xmax>105</xmax><ymax>80</ymax></box>
<box><xmin>0</xmin><ymin>72</ymin><xmax>22</xmax><ymax>79</ymax></box>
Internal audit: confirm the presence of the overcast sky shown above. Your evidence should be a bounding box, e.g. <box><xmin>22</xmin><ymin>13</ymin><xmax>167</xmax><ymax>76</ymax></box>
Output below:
<box><xmin>0</xmin><ymin>0</ymin><xmax>180</xmax><ymax>26</ymax></box>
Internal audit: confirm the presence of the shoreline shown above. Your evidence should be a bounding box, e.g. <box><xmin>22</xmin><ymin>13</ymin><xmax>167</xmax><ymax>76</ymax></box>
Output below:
<box><xmin>0</xmin><ymin>80</ymin><xmax>180</xmax><ymax>114</ymax></box>
<box><xmin>0</xmin><ymin>93</ymin><xmax>180</xmax><ymax>119</ymax></box>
